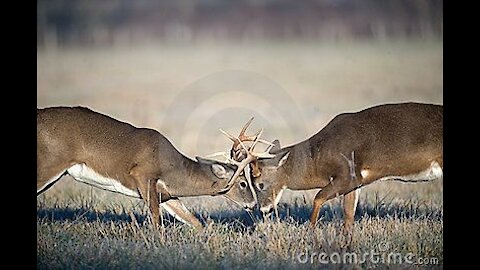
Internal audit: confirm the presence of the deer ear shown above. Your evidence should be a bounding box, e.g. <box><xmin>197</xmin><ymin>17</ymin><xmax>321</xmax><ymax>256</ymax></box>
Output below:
<box><xmin>277</xmin><ymin>151</ymin><xmax>290</xmax><ymax>167</ymax></box>
<box><xmin>269</xmin><ymin>139</ymin><xmax>282</xmax><ymax>153</ymax></box>
<box><xmin>211</xmin><ymin>164</ymin><xmax>229</xmax><ymax>179</ymax></box>
<box><xmin>259</xmin><ymin>150</ymin><xmax>290</xmax><ymax>168</ymax></box>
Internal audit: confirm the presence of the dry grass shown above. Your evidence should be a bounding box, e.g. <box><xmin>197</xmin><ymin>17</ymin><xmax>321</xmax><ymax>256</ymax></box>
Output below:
<box><xmin>37</xmin><ymin>177</ymin><xmax>443</xmax><ymax>269</ymax></box>
<box><xmin>37</xmin><ymin>40</ymin><xmax>443</xmax><ymax>269</ymax></box>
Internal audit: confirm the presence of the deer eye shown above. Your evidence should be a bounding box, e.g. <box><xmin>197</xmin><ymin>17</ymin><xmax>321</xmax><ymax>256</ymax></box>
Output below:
<box><xmin>257</xmin><ymin>182</ymin><xmax>265</xmax><ymax>191</ymax></box>
<box><xmin>239</xmin><ymin>181</ymin><xmax>247</xmax><ymax>189</ymax></box>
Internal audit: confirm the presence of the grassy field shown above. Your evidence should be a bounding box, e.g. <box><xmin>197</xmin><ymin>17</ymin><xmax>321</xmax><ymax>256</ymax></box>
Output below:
<box><xmin>37</xmin><ymin>40</ymin><xmax>443</xmax><ymax>269</ymax></box>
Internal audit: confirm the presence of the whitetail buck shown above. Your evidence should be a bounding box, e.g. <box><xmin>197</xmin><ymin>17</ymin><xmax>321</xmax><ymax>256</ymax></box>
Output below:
<box><xmin>37</xmin><ymin>106</ymin><xmax>256</xmax><ymax>229</ymax></box>
<box><xmin>223</xmin><ymin>102</ymin><xmax>443</xmax><ymax>237</ymax></box>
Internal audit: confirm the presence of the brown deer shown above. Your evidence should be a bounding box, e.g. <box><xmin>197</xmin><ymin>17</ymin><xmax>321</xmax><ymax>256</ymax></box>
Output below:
<box><xmin>37</xmin><ymin>106</ymin><xmax>257</xmax><ymax>229</ymax></box>
<box><xmin>223</xmin><ymin>102</ymin><xmax>443</xmax><ymax>237</ymax></box>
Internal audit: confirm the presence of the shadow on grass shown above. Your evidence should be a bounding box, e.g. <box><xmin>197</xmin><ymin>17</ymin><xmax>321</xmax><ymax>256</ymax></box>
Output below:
<box><xmin>37</xmin><ymin>207</ymin><xmax>148</xmax><ymax>224</ymax></box>
<box><xmin>203</xmin><ymin>200</ymin><xmax>442</xmax><ymax>227</ymax></box>
<box><xmin>37</xmin><ymin>199</ymin><xmax>442</xmax><ymax>229</ymax></box>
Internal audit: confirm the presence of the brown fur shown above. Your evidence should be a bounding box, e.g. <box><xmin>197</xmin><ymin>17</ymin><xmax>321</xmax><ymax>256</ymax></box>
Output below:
<box><xmin>252</xmin><ymin>102</ymin><xmax>443</xmax><ymax>239</ymax></box>
<box><xmin>37</xmin><ymin>106</ymin><xmax>253</xmax><ymax>228</ymax></box>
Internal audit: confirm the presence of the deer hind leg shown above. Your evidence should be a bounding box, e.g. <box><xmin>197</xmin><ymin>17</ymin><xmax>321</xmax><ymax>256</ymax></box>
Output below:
<box><xmin>310</xmin><ymin>176</ymin><xmax>361</xmax><ymax>227</ymax></box>
<box><xmin>37</xmin><ymin>157</ymin><xmax>71</xmax><ymax>195</ymax></box>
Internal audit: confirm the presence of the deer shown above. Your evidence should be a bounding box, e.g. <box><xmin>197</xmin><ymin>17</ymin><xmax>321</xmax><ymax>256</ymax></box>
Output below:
<box><xmin>37</xmin><ymin>106</ymin><xmax>259</xmax><ymax>229</ymax></box>
<box><xmin>222</xmin><ymin>102</ymin><xmax>443</xmax><ymax>240</ymax></box>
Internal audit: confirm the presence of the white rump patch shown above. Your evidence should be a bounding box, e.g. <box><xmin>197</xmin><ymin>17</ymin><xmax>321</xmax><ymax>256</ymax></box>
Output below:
<box><xmin>377</xmin><ymin>161</ymin><xmax>443</xmax><ymax>183</ymax></box>
<box><xmin>360</xmin><ymin>169</ymin><xmax>370</xmax><ymax>179</ymax></box>
<box><xmin>37</xmin><ymin>171</ymin><xmax>66</xmax><ymax>194</ymax></box>
<box><xmin>67</xmin><ymin>164</ymin><xmax>140</xmax><ymax>198</ymax></box>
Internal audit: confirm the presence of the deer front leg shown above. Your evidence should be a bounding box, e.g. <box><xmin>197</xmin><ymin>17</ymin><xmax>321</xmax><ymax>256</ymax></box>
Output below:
<box><xmin>161</xmin><ymin>199</ymin><xmax>203</xmax><ymax>229</ymax></box>
<box><xmin>156</xmin><ymin>179</ymin><xmax>203</xmax><ymax>229</ymax></box>
<box><xmin>138</xmin><ymin>180</ymin><xmax>203</xmax><ymax>229</ymax></box>
<box><xmin>310</xmin><ymin>177</ymin><xmax>361</xmax><ymax>227</ymax></box>
<box><xmin>343</xmin><ymin>189</ymin><xmax>360</xmax><ymax>232</ymax></box>
<box><xmin>130</xmin><ymin>165</ymin><xmax>162</xmax><ymax>227</ymax></box>
<box><xmin>342</xmin><ymin>189</ymin><xmax>360</xmax><ymax>245</ymax></box>
<box><xmin>136</xmin><ymin>179</ymin><xmax>161</xmax><ymax>227</ymax></box>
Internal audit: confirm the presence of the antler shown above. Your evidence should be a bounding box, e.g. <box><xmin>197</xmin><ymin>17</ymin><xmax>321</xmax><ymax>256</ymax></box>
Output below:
<box><xmin>217</xmin><ymin>118</ymin><xmax>276</xmax><ymax>193</ymax></box>
<box><xmin>204</xmin><ymin>151</ymin><xmax>240</xmax><ymax>165</ymax></box>
<box><xmin>219</xmin><ymin>117</ymin><xmax>274</xmax><ymax>160</ymax></box>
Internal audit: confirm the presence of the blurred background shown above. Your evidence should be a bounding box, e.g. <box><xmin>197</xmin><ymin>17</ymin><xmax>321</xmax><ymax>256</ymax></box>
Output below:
<box><xmin>37</xmin><ymin>0</ymin><xmax>443</xmax><ymax>212</ymax></box>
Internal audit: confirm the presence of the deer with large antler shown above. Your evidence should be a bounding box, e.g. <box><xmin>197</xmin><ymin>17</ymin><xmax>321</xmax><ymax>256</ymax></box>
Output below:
<box><xmin>204</xmin><ymin>117</ymin><xmax>277</xmax><ymax>211</ymax></box>
<box><xmin>37</xmin><ymin>106</ymin><xmax>255</xmax><ymax>229</ymax></box>
<box><xmin>222</xmin><ymin>102</ymin><xmax>443</xmax><ymax>240</ymax></box>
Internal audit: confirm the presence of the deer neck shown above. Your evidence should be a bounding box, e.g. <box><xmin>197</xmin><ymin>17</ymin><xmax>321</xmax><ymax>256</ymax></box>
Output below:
<box><xmin>158</xmin><ymin>154</ymin><xmax>222</xmax><ymax>198</ymax></box>
<box><xmin>280</xmin><ymin>139</ymin><xmax>330</xmax><ymax>190</ymax></box>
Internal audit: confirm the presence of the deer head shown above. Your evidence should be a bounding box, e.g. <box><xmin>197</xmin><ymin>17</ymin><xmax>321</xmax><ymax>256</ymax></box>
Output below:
<box><xmin>214</xmin><ymin>118</ymin><xmax>277</xmax><ymax>211</ymax></box>
<box><xmin>248</xmin><ymin>140</ymin><xmax>291</xmax><ymax>214</ymax></box>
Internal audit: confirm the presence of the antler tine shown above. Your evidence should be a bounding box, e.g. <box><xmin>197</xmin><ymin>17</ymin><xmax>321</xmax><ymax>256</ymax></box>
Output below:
<box><xmin>250</xmin><ymin>128</ymin><xmax>263</xmax><ymax>151</ymax></box>
<box><xmin>220</xmin><ymin>117</ymin><xmax>256</xmax><ymax>150</ymax></box>
<box><xmin>204</xmin><ymin>151</ymin><xmax>241</xmax><ymax>165</ymax></box>
<box><xmin>249</xmin><ymin>133</ymin><xmax>278</xmax><ymax>159</ymax></box>
<box><xmin>251</xmin><ymin>151</ymin><xmax>277</xmax><ymax>159</ymax></box>
<box><xmin>237</xmin><ymin>138</ymin><xmax>250</xmax><ymax>153</ymax></box>
<box><xmin>224</xmin><ymin>156</ymin><xmax>241</xmax><ymax>165</ymax></box>
<box><xmin>238</xmin><ymin>117</ymin><xmax>255</xmax><ymax>139</ymax></box>
<box><xmin>204</xmin><ymin>151</ymin><xmax>229</xmax><ymax>158</ymax></box>
<box><xmin>253</xmin><ymin>128</ymin><xmax>262</xmax><ymax>138</ymax></box>
<box><xmin>217</xmin><ymin>139</ymin><xmax>278</xmax><ymax>194</ymax></box>
<box><xmin>257</xmin><ymin>139</ymin><xmax>275</xmax><ymax>146</ymax></box>
<box><xmin>265</xmin><ymin>143</ymin><xmax>274</xmax><ymax>153</ymax></box>
<box><xmin>218</xmin><ymin>152</ymin><xmax>257</xmax><ymax>193</ymax></box>
<box><xmin>219</xmin><ymin>128</ymin><xmax>239</xmax><ymax>143</ymax></box>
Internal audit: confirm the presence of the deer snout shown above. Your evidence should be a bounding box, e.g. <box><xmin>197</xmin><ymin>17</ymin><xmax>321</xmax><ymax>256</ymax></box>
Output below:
<box><xmin>260</xmin><ymin>204</ymin><xmax>274</xmax><ymax>214</ymax></box>
<box><xmin>244</xmin><ymin>201</ymin><xmax>257</xmax><ymax>212</ymax></box>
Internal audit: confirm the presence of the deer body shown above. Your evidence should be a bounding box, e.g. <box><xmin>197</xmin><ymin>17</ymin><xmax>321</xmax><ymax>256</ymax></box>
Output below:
<box><xmin>37</xmin><ymin>106</ymin><xmax>252</xmax><ymax>228</ymax></box>
<box><xmin>250</xmin><ymin>102</ymin><xmax>443</xmax><ymax>234</ymax></box>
